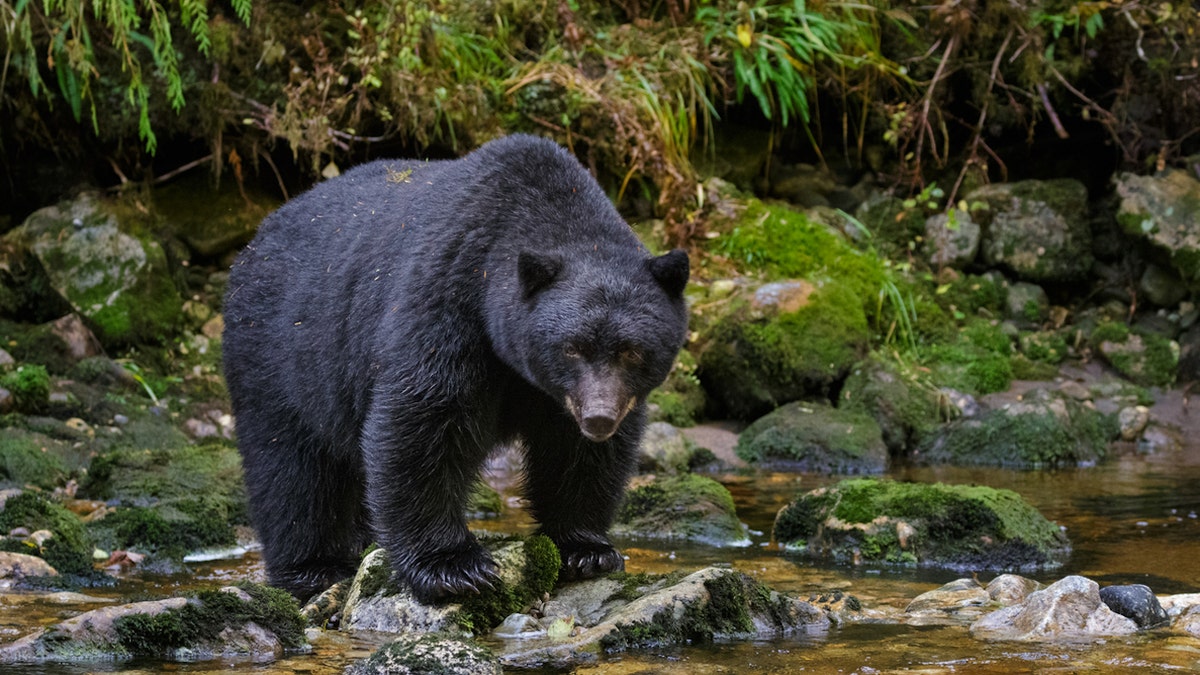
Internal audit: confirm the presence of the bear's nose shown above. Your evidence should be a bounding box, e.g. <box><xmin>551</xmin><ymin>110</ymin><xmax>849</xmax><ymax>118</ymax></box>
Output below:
<box><xmin>581</xmin><ymin>414</ymin><xmax>618</xmax><ymax>442</ymax></box>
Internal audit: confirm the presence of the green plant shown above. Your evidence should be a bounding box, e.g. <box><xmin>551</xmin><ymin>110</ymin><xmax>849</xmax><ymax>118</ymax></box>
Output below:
<box><xmin>4</xmin><ymin>0</ymin><xmax>251</xmax><ymax>153</ymax></box>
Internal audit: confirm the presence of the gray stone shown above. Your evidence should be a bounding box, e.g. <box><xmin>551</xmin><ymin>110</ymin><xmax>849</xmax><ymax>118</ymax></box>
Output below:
<box><xmin>905</xmin><ymin>578</ymin><xmax>990</xmax><ymax>623</ymax></box>
<box><xmin>1139</xmin><ymin>263</ymin><xmax>1188</xmax><ymax>308</ymax></box>
<box><xmin>1115</xmin><ymin>169</ymin><xmax>1200</xmax><ymax>285</ymax></box>
<box><xmin>925</xmin><ymin>211</ymin><xmax>981</xmax><ymax>269</ymax></box>
<box><xmin>0</xmin><ymin>597</ymin><xmax>189</xmax><ymax>661</ymax></box>
<box><xmin>48</xmin><ymin>314</ymin><xmax>103</xmax><ymax>363</ymax></box>
<box><xmin>1006</xmin><ymin>281</ymin><xmax>1050</xmax><ymax>327</ymax></box>
<box><xmin>1117</xmin><ymin>405</ymin><xmax>1151</xmax><ymax>441</ymax></box>
<box><xmin>970</xmin><ymin>575</ymin><xmax>1139</xmax><ymax>641</ymax></box>
<box><xmin>1099</xmin><ymin>584</ymin><xmax>1170</xmax><ymax>629</ymax></box>
<box><xmin>971</xmin><ymin>179</ymin><xmax>1094</xmax><ymax>282</ymax></box>
<box><xmin>637</xmin><ymin>421</ymin><xmax>691</xmax><ymax>473</ymax></box>
<box><xmin>986</xmin><ymin>574</ymin><xmax>1041</xmax><ymax>607</ymax></box>
<box><xmin>341</xmin><ymin>548</ymin><xmax>460</xmax><ymax>634</ymax></box>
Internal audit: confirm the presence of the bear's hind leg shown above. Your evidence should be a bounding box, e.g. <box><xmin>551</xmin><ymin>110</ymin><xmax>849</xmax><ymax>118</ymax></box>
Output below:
<box><xmin>239</xmin><ymin>421</ymin><xmax>368</xmax><ymax>601</ymax></box>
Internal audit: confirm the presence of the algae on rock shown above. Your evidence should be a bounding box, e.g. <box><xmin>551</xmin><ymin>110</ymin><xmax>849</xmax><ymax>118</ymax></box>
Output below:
<box><xmin>774</xmin><ymin>478</ymin><xmax>1070</xmax><ymax>572</ymax></box>
<box><xmin>613</xmin><ymin>474</ymin><xmax>749</xmax><ymax>546</ymax></box>
<box><xmin>735</xmin><ymin>401</ymin><xmax>888</xmax><ymax>473</ymax></box>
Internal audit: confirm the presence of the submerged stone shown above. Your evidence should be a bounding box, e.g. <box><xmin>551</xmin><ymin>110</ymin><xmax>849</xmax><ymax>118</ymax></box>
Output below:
<box><xmin>346</xmin><ymin>633</ymin><xmax>501</xmax><ymax>675</ymax></box>
<box><xmin>735</xmin><ymin>401</ymin><xmax>887</xmax><ymax>473</ymax></box>
<box><xmin>774</xmin><ymin>478</ymin><xmax>1070</xmax><ymax>572</ymax></box>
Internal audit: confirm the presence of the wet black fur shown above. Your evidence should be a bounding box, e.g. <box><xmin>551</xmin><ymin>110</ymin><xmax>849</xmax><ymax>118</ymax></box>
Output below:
<box><xmin>222</xmin><ymin>135</ymin><xmax>690</xmax><ymax>603</ymax></box>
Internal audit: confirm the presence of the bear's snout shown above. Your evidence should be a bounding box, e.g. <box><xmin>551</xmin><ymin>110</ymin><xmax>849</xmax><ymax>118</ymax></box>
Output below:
<box><xmin>566</xmin><ymin>368</ymin><xmax>636</xmax><ymax>442</ymax></box>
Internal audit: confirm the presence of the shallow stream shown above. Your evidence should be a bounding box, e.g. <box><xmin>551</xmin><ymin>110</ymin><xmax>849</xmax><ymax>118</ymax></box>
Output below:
<box><xmin>4</xmin><ymin>421</ymin><xmax>1200</xmax><ymax>674</ymax></box>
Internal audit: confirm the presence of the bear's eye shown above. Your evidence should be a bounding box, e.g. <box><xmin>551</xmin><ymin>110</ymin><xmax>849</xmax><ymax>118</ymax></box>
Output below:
<box><xmin>620</xmin><ymin>348</ymin><xmax>643</xmax><ymax>365</ymax></box>
<box><xmin>564</xmin><ymin>345</ymin><xmax>583</xmax><ymax>359</ymax></box>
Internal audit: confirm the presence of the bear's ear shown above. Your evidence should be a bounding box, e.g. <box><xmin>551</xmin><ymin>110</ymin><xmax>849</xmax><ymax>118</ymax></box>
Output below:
<box><xmin>647</xmin><ymin>249</ymin><xmax>689</xmax><ymax>297</ymax></box>
<box><xmin>518</xmin><ymin>251</ymin><xmax>563</xmax><ymax>298</ymax></box>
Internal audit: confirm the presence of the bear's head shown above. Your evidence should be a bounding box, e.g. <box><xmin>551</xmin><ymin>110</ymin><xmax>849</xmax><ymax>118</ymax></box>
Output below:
<box><xmin>513</xmin><ymin>249</ymin><xmax>689</xmax><ymax>442</ymax></box>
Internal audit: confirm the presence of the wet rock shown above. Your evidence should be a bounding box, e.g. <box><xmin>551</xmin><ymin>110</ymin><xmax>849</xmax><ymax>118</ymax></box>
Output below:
<box><xmin>917</xmin><ymin>389</ymin><xmax>1118</xmax><ymax>468</ymax></box>
<box><xmin>1176</xmin><ymin>606</ymin><xmax>1200</xmax><ymax>638</ymax></box>
<box><xmin>925</xmin><ymin>211</ymin><xmax>980</xmax><ymax>269</ymax></box>
<box><xmin>499</xmin><ymin>567</ymin><xmax>829</xmax><ymax>669</ymax></box>
<box><xmin>774</xmin><ymin>478</ymin><xmax>1070</xmax><ymax>572</ymax></box>
<box><xmin>1099</xmin><ymin>584</ymin><xmax>1170</xmax><ymax>629</ymax></box>
<box><xmin>0</xmin><ymin>551</ymin><xmax>58</xmax><ymax>583</ymax></box>
<box><xmin>735</xmin><ymin>400</ymin><xmax>887</xmax><ymax>473</ymax></box>
<box><xmin>970</xmin><ymin>575</ymin><xmax>1139</xmax><ymax>641</ymax></box>
<box><xmin>971</xmin><ymin>179</ymin><xmax>1094</xmax><ymax>282</ymax></box>
<box><xmin>612</xmin><ymin>473</ymin><xmax>750</xmax><ymax>547</ymax></box>
<box><xmin>0</xmin><ymin>583</ymin><xmax>305</xmax><ymax>662</ymax></box>
<box><xmin>6</xmin><ymin>193</ymin><xmax>183</xmax><ymax>347</ymax></box>
<box><xmin>342</xmin><ymin>548</ymin><xmax>469</xmax><ymax>634</ymax></box>
<box><xmin>300</xmin><ymin>578</ymin><xmax>351</xmax><ymax>628</ymax></box>
<box><xmin>987</xmin><ymin>574</ymin><xmax>1041</xmax><ymax>607</ymax></box>
<box><xmin>347</xmin><ymin>633</ymin><xmax>501</xmax><ymax>675</ymax></box>
<box><xmin>637</xmin><ymin>422</ymin><xmax>692</xmax><ymax>473</ymax></box>
<box><xmin>905</xmin><ymin>578</ymin><xmax>991</xmax><ymax>623</ymax></box>
<box><xmin>1138</xmin><ymin>424</ymin><xmax>1183</xmax><ymax>453</ymax></box>
<box><xmin>1114</xmin><ymin>169</ymin><xmax>1200</xmax><ymax>285</ymax></box>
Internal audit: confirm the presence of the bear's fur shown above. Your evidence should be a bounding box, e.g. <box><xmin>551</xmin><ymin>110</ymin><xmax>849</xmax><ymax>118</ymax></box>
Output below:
<box><xmin>223</xmin><ymin>135</ymin><xmax>690</xmax><ymax>603</ymax></box>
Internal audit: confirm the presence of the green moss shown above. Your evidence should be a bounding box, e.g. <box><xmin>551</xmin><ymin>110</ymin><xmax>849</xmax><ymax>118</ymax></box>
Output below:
<box><xmin>840</xmin><ymin>355</ymin><xmax>943</xmax><ymax>455</ymax></box>
<box><xmin>709</xmin><ymin>199</ymin><xmax>887</xmax><ymax>302</ymax></box>
<box><xmin>647</xmin><ymin>351</ymin><xmax>706</xmax><ymax>427</ymax></box>
<box><xmin>0</xmin><ymin>430</ymin><xmax>69</xmax><ymax>488</ymax></box>
<box><xmin>934</xmin><ymin>273</ymin><xmax>1008</xmax><ymax>319</ymax></box>
<box><xmin>775</xmin><ymin>478</ymin><xmax>1070</xmax><ymax>570</ymax></box>
<box><xmin>94</xmin><ymin>498</ymin><xmax>237</xmax><ymax>559</ymax></box>
<box><xmin>735</xmin><ymin>401</ymin><xmax>887</xmax><ymax>473</ymax></box>
<box><xmin>699</xmin><ymin>281</ymin><xmax>870</xmax><ymax>419</ymax></box>
<box><xmin>1020</xmin><ymin>331</ymin><xmax>1069</xmax><ymax>364</ymax></box>
<box><xmin>114</xmin><ymin>582</ymin><xmax>306</xmax><ymax>656</ymax></box>
<box><xmin>348</xmin><ymin>634</ymin><xmax>496</xmax><ymax>674</ymax></box>
<box><xmin>1</xmin><ymin>365</ymin><xmax>50</xmax><ymax>413</ymax></box>
<box><xmin>0</xmin><ymin>492</ymin><xmax>94</xmax><ymax>575</ymax></box>
<box><xmin>453</xmin><ymin>535</ymin><xmax>562</xmax><ymax>634</ymax></box>
<box><xmin>465</xmin><ymin>482</ymin><xmax>503</xmax><ymax>518</ymax></box>
<box><xmin>1089</xmin><ymin>321</ymin><xmax>1177</xmax><ymax>387</ymax></box>
<box><xmin>963</xmin><ymin>320</ymin><xmax>1012</xmax><ymax>355</ymax></box>
<box><xmin>923</xmin><ymin>342</ymin><xmax>1013</xmax><ymax>395</ymax></box>
<box><xmin>920</xmin><ymin>395</ymin><xmax>1118</xmax><ymax>468</ymax></box>
<box><xmin>614</xmin><ymin>474</ymin><xmax>746</xmax><ymax>545</ymax></box>
<box><xmin>1010</xmin><ymin>354</ymin><xmax>1060</xmax><ymax>380</ymax></box>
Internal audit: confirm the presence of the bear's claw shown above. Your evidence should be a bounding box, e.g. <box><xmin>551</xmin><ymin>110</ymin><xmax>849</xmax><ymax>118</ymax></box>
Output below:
<box><xmin>406</xmin><ymin>546</ymin><xmax>500</xmax><ymax>604</ymax></box>
<box><xmin>558</xmin><ymin>539</ymin><xmax>624</xmax><ymax>581</ymax></box>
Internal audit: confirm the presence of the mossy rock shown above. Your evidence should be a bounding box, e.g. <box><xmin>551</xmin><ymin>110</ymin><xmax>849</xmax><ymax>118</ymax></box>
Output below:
<box><xmin>1114</xmin><ymin>169</ymin><xmax>1200</xmax><ymax>286</ymax></box>
<box><xmin>1020</xmin><ymin>331</ymin><xmax>1069</xmax><ymax>364</ymax></box>
<box><xmin>697</xmin><ymin>280</ymin><xmax>870</xmax><ymax>420</ymax></box>
<box><xmin>80</xmin><ymin>444</ymin><xmax>247</xmax><ymax>564</ymax></box>
<box><xmin>111</xmin><ymin>582</ymin><xmax>306</xmax><ymax>658</ymax></box>
<box><xmin>918</xmin><ymin>391</ymin><xmax>1118</xmax><ymax>468</ymax></box>
<box><xmin>0</xmin><ymin>491</ymin><xmax>94</xmax><ymax>576</ymax></box>
<box><xmin>840</xmin><ymin>356</ymin><xmax>943</xmax><ymax>456</ymax></box>
<box><xmin>465</xmin><ymin>482</ymin><xmax>503</xmax><ymax>519</ymax></box>
<box><xmin>920</xmin><ymin>320</ymin><xmax>1015</xmax><ymax>396</ymax></box>
<box><xmin>7</xmin><ymin>193</ymin><xmax>183</xmax><ymax>347</ymax></box>
<box><xmin>735</xmin><ymin>401</ymin><xmax>887</xmax><ymax>473</ymax></box>
<box><xmin>1089</xmin><ymin>320</ymin><xmax>1178</xmax><ymax>388</ymax></box>
<box><xmin>348</xmin><ymin>633</ymin><xmax>500</xmax><ymax>675</ymax></box>
<box><xmin>647</xmin><ymin>350</ymin><xmax>706</xmax><ymax>427</ymax></box>
<box><xmin>0</xmin><ymin>428</ymin><xmax>71</xmax><ymax>489</ymax></box>
<box><xmin>970</xmin><ymin>179</ymin><xmax>1094</xmax><ymax>282</ymax></box>
<box><xmin>1</xmin><ymin>365</ymin><xmax>50</xmax><ymax>414</ymax></box>
<box><xmin>613</xmin><ymin>474</ymin><xmax>748</xmax><ymax>546</ymax></box>
<box><xmin>774</xmin><ymin>478</ymin><xmax>1070</xmax><ymax>572</ymax></box>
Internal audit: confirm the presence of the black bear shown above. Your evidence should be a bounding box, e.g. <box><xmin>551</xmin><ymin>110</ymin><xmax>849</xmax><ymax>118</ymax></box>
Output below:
<box><xmin>223</xmin><ymin>134</ymin><xmax>690</xmax><ymax>603</ymax></box>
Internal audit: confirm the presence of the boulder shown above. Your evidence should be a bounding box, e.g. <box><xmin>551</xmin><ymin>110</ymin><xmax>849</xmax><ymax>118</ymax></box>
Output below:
<box><xmin>612</xmin><ymin>474</ymin><xmax>750</xmax><ymax>547</ymax></box>
<box><xmin>925</xmin><ymin>210</ymin><xmax>981</xmax><ymax>269</ymax></box>
<box><xmin>1114</xmin><ymin>169</ymin><xmax>1200</xmax><ymax>286</ymax></box>
<box><xmin>346</xmin><ymin>634</ymin><xmax>501</xmax><ymax>675</ymax></box>
<box><xmin>735</xmin><ymin>401</ymin><xmax>888</xmax><ymax>473</ymax></box>
<box><xmin>6</xmin><ymin>193</ymin><xmax>183</xmax><ymax>347</ymax></box>
<box><xmin>1098</xmin><ymin>584</ymin><xmax>1170</xmax><ymax>629</ymax></box>
<box><xmin>970</xmin><ymin>179</ymin><xmax>1094</xmax><ymax>282</ymax></box>
<box><xmin>970</xmin><ymin>575</ymin><xmax>1139</xmax><ymax>640</ymax></box>
<box><xmin>774</xmin><ymin>478</ymin><xmax>1071</xmax><ymax>571</ymax></box>
<box><xmin>917</xmin><ymin>389</ymin><xmax>1118</xmax><ymax>468</ymax></box>
<box><xmin>1089</xmin><ymin>320</ymin><xmax>1179</xmax><ymax>388</ymax></box>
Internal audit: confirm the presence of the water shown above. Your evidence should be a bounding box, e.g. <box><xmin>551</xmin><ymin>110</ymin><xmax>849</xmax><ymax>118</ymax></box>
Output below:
<box><xmin>4</xmin><ymin>438</ymin><xmax>1200</xmax><ymax>673</ymax></box>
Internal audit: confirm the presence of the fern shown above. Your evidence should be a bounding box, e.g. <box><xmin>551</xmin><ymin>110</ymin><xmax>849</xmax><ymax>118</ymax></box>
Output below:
<box><xmin>4</xmin><ymin>0</ymin><xmax>250</xmax><ymax>153</ymax></box>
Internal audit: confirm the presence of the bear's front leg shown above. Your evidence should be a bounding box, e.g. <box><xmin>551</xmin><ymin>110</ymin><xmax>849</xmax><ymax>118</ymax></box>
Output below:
<box><xmin>362</xmin><ymin>401</ymin><xmax>498</xmax><ymax>604</ymax></box>
<box><xmin>522</xmin><ymin>406</ymin><xmax>642</xmax><ymax>581</ymax></box>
